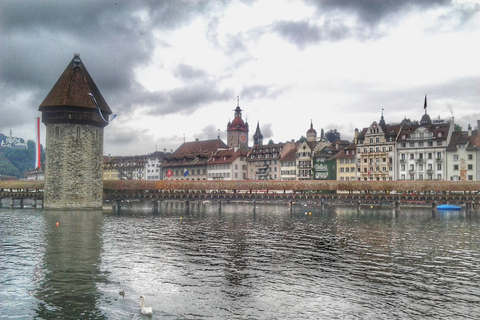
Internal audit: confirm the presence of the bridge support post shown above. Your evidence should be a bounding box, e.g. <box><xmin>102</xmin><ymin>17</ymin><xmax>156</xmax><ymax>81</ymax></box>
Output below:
<box><xmin>20</xmin><ymin>199</ymin><xmax>24</xmax><ymax>208</ymax></box>
<box><xmin>395</xmin><ymin>201</ymin><xmax>400</xmax><ymax>217</ymax></box>
<box><xmin>218</xmin><ymin>200</ymin><xmax>222</xmax><ymax>214</ymax></box>
<box><xmin>185</xmin><ymin>200</ymin><xmax>190</xmax><ymax>215</ymax></box>
<box><xmin>357</xmin><ymin>200</ymin><xmax>361</xmax><ymax>213</ymax></box>
<box><xmin>289</xmin><ymin>200</ymin><xmax>293</xmax><ymax>214</ymax></box>
<box><xmin>152</xmin><ymin>200</ymin><xmax>158</xmax><ymax>213</ymax></box>
<box><xmin>253</xmin><ymin>200</ymin><xmax>256</xmax><ymax>215</ymax></box>
<box><xmin>113</xmin><ymin>200</ymin><xmax>121</xmax><ymax>211</ymax></box>
<box><xmin>321</xmin><ymin>198</ymin><xmax>325</xmax><ymax>211</ymax></box>
<box><xmin>10</xmin><ymin>199</ymin><xmax>14</xmax><ymax>209</ymax></box>
<box><xmin>431</xmin><ymin>201</ymin><xmax>437</xmax><ymax>217</ymax></box>
<box><xmin>33</xmin><ymin>199</ymin><xmax>37</xmax><ymax>208</ymax></box>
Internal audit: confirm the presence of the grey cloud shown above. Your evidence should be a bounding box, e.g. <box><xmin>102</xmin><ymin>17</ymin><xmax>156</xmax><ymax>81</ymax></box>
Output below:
<box><xmin>0</xmin><ymin>0</ymin><xmax>220</xmax><ymax>136</ymax></box>
<box><xmin>241</xmin><ymin>84</ymin><xmax>286</xmax><ymax>100</ymax></box>
<box><xmin>197</xmin><ymin>125</ymin><xmax>222</xmax><ymax>141</ymax></box>
<box><xmin>271</xmin><ymin>21</ymin><xmax>322</xmax><ymax>50</ymax></box>
<box><xmin>314</xmin><ymin>0</ymin><xmax>452</xmax><ymax>25</ymax></box>
<box><xmin>261</xmin><ymin>123</ymin><xmax>273</xmax><ymax>140</ymax></box>
<box><xmin>173</xmin><ymin>64</ymin><xmax>209</xmax><ymax>82</ymax></box>
<box><xmin>271</xmin><ymin>0</ymin><xmax>474</xmax><ymax>49</ymax></box>
<box><xmin>131</xmin><ymin>82</ymin><xmax>234</xmax><ymax>116</ymax></box>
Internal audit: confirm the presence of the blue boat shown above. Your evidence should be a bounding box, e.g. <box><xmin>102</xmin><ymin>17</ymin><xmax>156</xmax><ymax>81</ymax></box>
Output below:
<box><xmin>437</xmin><ymin>204</ymin><xmax>462</xmax><ymax>210</ymax></box>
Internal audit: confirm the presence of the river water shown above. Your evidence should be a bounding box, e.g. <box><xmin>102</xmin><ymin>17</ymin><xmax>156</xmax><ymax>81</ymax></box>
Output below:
<box><xmin>1</xmin><ymin>203</ymin><xmax>480</xmax><ymax>319</ymax></box>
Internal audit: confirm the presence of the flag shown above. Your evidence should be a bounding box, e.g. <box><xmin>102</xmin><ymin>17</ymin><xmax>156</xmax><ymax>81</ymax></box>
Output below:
<box><xmin>183</xmin><ymin>169</ymin><xmax>189</xmax><ymax>177</ymax></box>
<box><xmin>424</xmin><ymin>95</ymin><xmax>427</xmax><ymax>109</ymax></box>
<box><xmin>166</xmin><ymin>169</ymin><xmax>173</xmax><ymax>177</ymax></box>
<box><xmin>35</xmin><ymin>117</ymin><xmax>41</xmax><ymax>169</ymax></box>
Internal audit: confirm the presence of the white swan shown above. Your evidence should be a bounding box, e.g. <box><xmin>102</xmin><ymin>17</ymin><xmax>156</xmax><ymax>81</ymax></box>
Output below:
<box><xmin>140</xmin><ymin>295</ymin><xmax>153</xmax><ymax>315</ymax></box>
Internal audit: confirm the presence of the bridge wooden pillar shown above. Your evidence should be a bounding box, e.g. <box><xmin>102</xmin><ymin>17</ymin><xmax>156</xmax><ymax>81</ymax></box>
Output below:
<box><xmin>20</xmin><ymin>199</ymin><xmax>24</xmax><ymax>208</ymax></box>
<box><xmin>10</xmin><ymin>199</ymin><xmax>14</xmax><ymax>209</ymax></box>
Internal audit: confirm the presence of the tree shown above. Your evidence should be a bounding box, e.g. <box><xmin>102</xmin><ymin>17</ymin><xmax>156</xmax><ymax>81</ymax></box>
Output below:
<box><xmin>297</xmin><ymin>135</ymin><xmax>307</xmax><ymax>143</ymax></box>
<box><xmin>268</xmin><ymin>139</ymin><xmax>275</xmax><ymax>145</ymax></box>
<box><xmin>325</xmin><ymin>129</ymin><xmax>341</xmax><ymax>142</ymax></box>
<box><xmin>454</xmin><ymin>124</ymin><xmax>462</xmax><ymax>132</ymax></box>
<box><xmin>27</xmin><ymin>139</ymin><xmax>35</xmax><ymax>149</ymax></box>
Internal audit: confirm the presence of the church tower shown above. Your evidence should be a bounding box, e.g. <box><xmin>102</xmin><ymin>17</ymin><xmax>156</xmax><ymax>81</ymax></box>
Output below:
<box><xmin>253</xmin><ymin>121</ymin><xmax>263</xmax><ymax>146</ymax></box>
<box><xmin>38</xmin><ymin>54</ymin><xmax>113</xmax><ymax>210</ymax></box>
<box><xmin>307</xmin><ymin>120</ymin><xmax>317</xmax><ymax>142</ymax></box>
<box><xmin>226</xmin><ymin>97</ymin><xmax>249</xmax><ymax>151</ymax></box>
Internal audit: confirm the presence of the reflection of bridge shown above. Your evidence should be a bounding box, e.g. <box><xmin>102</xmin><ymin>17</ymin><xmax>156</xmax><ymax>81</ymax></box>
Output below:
<box><xmin>1</xmin><ymin>180</ymin><xmax>480</xmax><ymax>210</ymax></box>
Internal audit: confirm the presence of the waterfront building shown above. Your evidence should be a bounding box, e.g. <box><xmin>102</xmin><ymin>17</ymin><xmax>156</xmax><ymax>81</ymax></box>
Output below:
<box><xmin>396</xmin><ymin>113</ymin><xmax>453</xmax><ymax>181</ymax></box>
<box><xmin>445</xmin><ymin>130</ymin><xmax>478</xmax><ymax>181</ymax></box>
<box><xmin>280</xmin><ymin>148</ymin><xmax>297</xmax><ymax>180</ymax></box>
<box><xmin>145</xmin><ymin>151</ymin><xmax>166</xmax><ymax>180</ymax></box>
<box><xmin>206</xmin><ymin>149</ymin><xmax>248</xmax><ymax>180</ymax></box>
<box><xmin>162</xmin><ymin>138</ymin><xmax>227</xmax><ymax>180</ymax></box>
<box><xmin>472</xmin><ymin>121</ymin><xmax>480</xmax><ymax>180</ymax></box>
<box><xmin>38</xmin><ymin>54</ymin><xmax>112</xmax><ymax>209</ymax></box>
<box><xmin>311</xmin><ymin>129</ymin><xmax>335</xmax><ymax>180</ymax></box>
<box><xmin>226</xmin><ymin>97</ymin><xmax>249</xmax><ymax>151</ymax></box>
<box><xmin>103</xmin><ymin>155</ymin><xmax>146</xmax><ymax>180</ymax></box>
<box><xmin>296</xmin><ymin>122</ymin><xmax>318</xmax><ymax>180</ymax></box>
<box><xmin>355</xmin><ymin>112</ymin><xmax>400</xmax><ymax>181</ymax></box>
<box><xmin>1</xmin><ymin>129</ymin><xmax>28</xmax><ymax>149</ymax></box>
<box><xmin>333</xmin><ymin>143</ymin><xmax>357</xmax><ymax>181</ymax></box>
<box><xmin>24</xmin><ymin>166</ymin><xmax>45</xmax><ymax>181</ymax></box>
<box><xmin>313</xmin><ymin>145</ymin><xmax>337</xmax><ymax>180</ymax></box>
<box><xmin>247</xmin><ymin>141</ymin><xmax>297</xmax><ymax>180</ymax></box>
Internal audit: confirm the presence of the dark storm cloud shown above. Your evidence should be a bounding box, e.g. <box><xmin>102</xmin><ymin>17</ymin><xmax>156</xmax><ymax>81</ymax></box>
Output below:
<box><xmin>132</xmin><ymin>81</ymin><xmax>233</xmax><ymax>116</ymax></box>
<box><xmin>313</xmin><ymin>0</ymin><xmax>452</xmax><ymax>25</ymax></box>
<box><xmin>0</xmin><ymin>0</ymin><xmax>217</xmax><ymax>132</ymax></box>
<box><xmin>271</xmin><ymin>0</ymin><xmax>476</xmax><ymax>49</ymax></box>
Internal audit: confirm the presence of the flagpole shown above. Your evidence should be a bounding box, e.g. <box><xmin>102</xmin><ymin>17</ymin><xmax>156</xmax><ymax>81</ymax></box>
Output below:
<box><xmin>35</xmin><ymin>117</ymin><xmax>41</xmax><ymax>169</ymax></box>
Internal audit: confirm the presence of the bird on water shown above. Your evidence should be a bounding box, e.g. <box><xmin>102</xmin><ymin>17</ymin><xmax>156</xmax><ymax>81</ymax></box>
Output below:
<box><xmin>140</xmin><ymin>295</ymin><xmax>153</xmax><ymax>315</ymax></box>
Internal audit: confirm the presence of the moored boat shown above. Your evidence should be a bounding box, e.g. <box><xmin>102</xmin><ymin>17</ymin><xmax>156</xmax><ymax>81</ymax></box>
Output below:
<box><xmin>436</xmin><ymin>204</ymin><xmax>462</xmax><ymax>210</ymax></box>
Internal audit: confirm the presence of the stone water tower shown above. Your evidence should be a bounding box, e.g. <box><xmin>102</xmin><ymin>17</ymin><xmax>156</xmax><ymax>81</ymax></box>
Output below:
<box><xmin>38</xmin><ymin>54</ymin><xmax>112</xmax><ymax>210</ymax></box>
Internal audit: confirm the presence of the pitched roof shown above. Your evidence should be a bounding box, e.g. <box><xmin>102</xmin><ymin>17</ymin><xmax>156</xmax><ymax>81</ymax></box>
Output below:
<box><xmin>39</xmin><ymin>54</ymin><xmax>112</xmax><ymax>115</ymax></box>
<box><xmin>171</xmin><ymin>139</ymin><xmax>228</xmax><ymax>158</ymax></box>
<box><xmin>280</xmin><ymin>148</ymin><xmax>296</xmax><ymax>162</ymax></box>
<box><xmin>207</xmin><ymin>149</ymin><xmax>247</xmax><ymax>165</ymax></box>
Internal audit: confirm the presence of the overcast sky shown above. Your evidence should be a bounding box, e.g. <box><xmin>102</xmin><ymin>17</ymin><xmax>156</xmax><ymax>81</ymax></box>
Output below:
<box><xmin>1</xmin><ymin>0</ymin><xmax>479</xmax><ymax>156</ymax></box>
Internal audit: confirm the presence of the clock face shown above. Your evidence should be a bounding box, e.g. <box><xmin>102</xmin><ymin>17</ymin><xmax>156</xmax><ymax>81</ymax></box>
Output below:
<box><xmin>240</xmin><ymin>133</ymin><xmax>246</xmax><ymax>141</ymax></box>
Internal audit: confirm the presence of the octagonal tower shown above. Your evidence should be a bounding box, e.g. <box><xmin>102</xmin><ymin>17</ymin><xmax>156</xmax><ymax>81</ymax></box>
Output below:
<box><xmin>38</xmin><ymin>54</ymin><xmax>112</xmax><ymax>210</ymax></box>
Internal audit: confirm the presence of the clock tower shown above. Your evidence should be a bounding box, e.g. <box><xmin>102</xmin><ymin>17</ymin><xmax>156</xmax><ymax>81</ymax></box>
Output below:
<box><xmin>227</xmin><ymin>97</ymin><xmax>249</xmax><ymax>151</ymax></box>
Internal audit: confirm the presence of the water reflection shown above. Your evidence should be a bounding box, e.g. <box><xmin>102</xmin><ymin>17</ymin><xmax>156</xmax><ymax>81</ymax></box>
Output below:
<box><xmin>34</xmin><ymin>210</ymin><xmax>106</xmax><ymax>319</ymax></box>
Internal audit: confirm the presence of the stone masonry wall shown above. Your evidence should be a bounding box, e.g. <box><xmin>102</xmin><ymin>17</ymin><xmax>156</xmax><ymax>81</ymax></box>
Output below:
<box><xmin>44</xmin><ymin>123</ymin><xmax>104</xmax><ymax>209</ymax></box>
